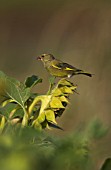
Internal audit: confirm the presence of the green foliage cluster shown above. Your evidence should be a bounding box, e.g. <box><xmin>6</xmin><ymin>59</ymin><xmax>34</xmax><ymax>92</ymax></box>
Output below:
<box><xmin>0</xmin><ymin>70</ymin><xmax>110</xmax><ymax>170</ymax></box>
<box><xmin>0</xmin><ymin>120</ymin><xmax>109</xmax><ymax>170</ymax></box>
<box><xmin>0</xmin><ymin>71</ymin><xmax>76</xmax><ymax>132</ymax></box>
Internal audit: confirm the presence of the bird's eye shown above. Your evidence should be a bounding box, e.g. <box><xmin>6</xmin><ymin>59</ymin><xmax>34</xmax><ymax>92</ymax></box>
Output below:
<box><xmin>41</xmin><ymin>55</ymin><xmax>44</xmax><ymax>58</ymax></box>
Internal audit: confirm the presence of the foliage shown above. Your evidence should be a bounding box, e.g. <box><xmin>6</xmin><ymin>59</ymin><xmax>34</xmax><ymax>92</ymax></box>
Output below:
<box><xmin>0</xmin><ymin>119</ymin><xmax>109</xmax><ymax>170</ymax></box>
<box><xmin>0</xmin><ymin>70</ymin><xmax>109</xmax><ymax>170</ymax></box>
<box><xmin>0</xmin><ymin>70</ymin><xmax>76</xmax><ymax>132</ymax></box>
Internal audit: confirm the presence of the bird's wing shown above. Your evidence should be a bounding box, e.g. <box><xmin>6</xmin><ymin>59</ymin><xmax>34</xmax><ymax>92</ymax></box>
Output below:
<box><xmin>51</xmin><ymin>60</ymin><xmax>75</xmax><ymax>70</ymax></box>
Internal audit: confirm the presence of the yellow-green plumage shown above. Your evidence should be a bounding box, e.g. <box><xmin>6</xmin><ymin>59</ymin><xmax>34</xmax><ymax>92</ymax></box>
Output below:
<box><xmin>37</xmin><ymin>54</ymin><xmax>92</xmax><ymax>78</ymax></box>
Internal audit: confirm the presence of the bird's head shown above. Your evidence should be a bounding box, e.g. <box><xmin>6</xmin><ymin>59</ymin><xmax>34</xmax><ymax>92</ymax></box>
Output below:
<box><xmin>37</xmin><ymin>54</ymin><xmax>55</xmax><ymax>63</ymax></box>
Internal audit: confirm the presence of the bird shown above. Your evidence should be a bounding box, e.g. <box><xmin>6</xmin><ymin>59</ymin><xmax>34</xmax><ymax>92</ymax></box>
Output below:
<box><xmin>37</xmin><ymin>54</ymin><xmax>92</xmax><ymax>78</ymax></box>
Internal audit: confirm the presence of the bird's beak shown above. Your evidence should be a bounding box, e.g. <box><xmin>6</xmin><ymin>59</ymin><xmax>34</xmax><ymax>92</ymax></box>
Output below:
<box><xmin>36</xmin><ymin>56</ymin><xmax>42</xmax><ymax>60</ymax></box>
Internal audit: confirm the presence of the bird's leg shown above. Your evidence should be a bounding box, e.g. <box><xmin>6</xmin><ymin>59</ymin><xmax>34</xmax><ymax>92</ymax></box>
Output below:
<box><xmin>47</xmin><ymin>76</ymin><xmax>56</xmax><ymax>95</ymax></box>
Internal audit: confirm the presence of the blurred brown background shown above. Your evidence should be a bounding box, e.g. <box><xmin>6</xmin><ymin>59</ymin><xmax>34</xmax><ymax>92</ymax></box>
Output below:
<box><xmin>0</xmin><ymin>0</ymin><xmax>111</xmax><ymax>166</ymax></box>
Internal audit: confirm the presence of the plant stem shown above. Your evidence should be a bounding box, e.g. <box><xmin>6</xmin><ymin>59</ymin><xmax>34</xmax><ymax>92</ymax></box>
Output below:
<box><xmin>47</xmin><ymin>76</ymin><xmax>56</xmax><ymax>95</ymax></box>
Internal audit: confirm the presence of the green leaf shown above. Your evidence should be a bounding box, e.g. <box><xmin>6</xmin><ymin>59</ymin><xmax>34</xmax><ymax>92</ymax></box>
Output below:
<box><xmin>0</xmin><ymin>71</ymin><xmax>8</xmax><ymax>103</ymax></box>
<box><xmin>6</xmin><ymin>77</ymin><xmax>30</xmax><ymax>109</ymax></box>
<box><xmin>0</xmin><ymin>72</ymin><xmax>30</xmax><ymax>127</ymax></box>
<box><xmin>0</xmin><ymin>71</ymin><xmax>30</xmax><ymax>108</ymax></box>
<box><xmin>0</xmin><ymin>103</ymin><xmax>16</xmax><ymax>118</ymax></box>
<box><xmin>24</xmin><ymin>75</ymin><xmax>42</xmax><ymax>88</ymax></box>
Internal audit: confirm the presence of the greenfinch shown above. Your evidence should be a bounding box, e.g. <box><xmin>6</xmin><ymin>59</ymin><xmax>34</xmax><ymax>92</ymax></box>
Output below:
<box><xmin>37</xmin><ymin>54</ymin><xmax>92</xmax><ymax>78</ymax></box>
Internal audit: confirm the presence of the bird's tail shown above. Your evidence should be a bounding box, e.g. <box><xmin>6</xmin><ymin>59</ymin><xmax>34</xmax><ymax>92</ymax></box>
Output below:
<box><xmin>76</xmin><ymin>70</ymin><xmax>92</xmax><ymax>77</ymax></box>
